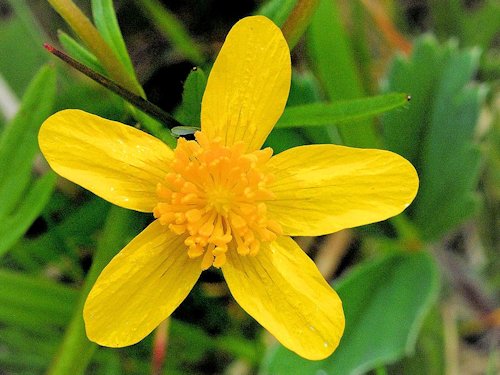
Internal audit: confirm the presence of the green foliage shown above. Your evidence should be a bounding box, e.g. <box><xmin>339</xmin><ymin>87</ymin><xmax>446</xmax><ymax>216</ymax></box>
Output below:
<box><xmin>91</xmin><ymin>0</ymin><xmax>137</xmax><ymax>78</ymax></box>
<box><xmin>132</xmin><ymin>0</ymin><xmax>205</xmax><ymax>64</ymax></box>
<box><xmin>392</xmin><ymin>307</ymin><xmax>446</xmax><ymax>375</ymax></box>
<box><xmin>383</xmin><ymin>36</ymin><xmax>487</xmax><ymax>240</ymax></box>
<box><xmin>0</xmin><ymin>1</ymin><xmax>495</xmax><ymax>374</ymax></box>
<box><xmin>262</xmin><ymin>251</ymin><xmax>440</xmax><ymax>375</ymax></box>
<box><xmin>58</xmin><ymin>31</ymin><xmax>106</xmax><ymax>75</ymax></box>
<box><xmin>276</xmin><ymin>93</ymin><xmax>410</xmax><ymax>129</ymax></box>
<box><xmin>307</xmin><ymin>0</ymin><xmax>378</xmax><ymax>147</ymax></box>
<box><xmin>174</xmin><ymin>67</ymin><xmax>208</xmax><ymax>126</ymax></box>
<box><xmin>0</xmin><ymin>65</ymin><xmax>56</xmax><ymax>257</ymax></box>
<box><xmin>257</xmin><ymin>0</ymin><xmax>297</xmax><ymax>27</ymax></box>
<box><xmin>0</xmin><ymin>1</ymin><xmax>48</xmax><ymax>96</ymax></box>
<box><xmin>429</xmin><ymin>0</ymin><xmax>500</xmax><ymax>49</ymax></box>
<box><xmin>6</xmin><ymin>197</ymin><xmax>109</xmax><ymax>275</ymax></box>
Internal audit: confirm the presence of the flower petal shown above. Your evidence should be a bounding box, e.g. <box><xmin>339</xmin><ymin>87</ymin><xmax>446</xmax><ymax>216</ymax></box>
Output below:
<box><xmin>39</xmin><ymin>109</ymin><xmax>173</xmax><ymax>212</ymax></box>
<box><xmin>266</xmin><ymin>144</ymin><xmax>419</xmax><ymax>236</ymax></box>
<box><xmin>222</xmin><ymin>236</ymin><xmax>344</xmax><ymax>360</ymax></box>
<box><xmin>201</xmin><ymin>16</ymin><xmax>291</xmax><ymax>152</ymax></box>
<box><xmin>83</xmin><ymin>220</ymin><xmax>202</xmax><ymax>347</ymax></box>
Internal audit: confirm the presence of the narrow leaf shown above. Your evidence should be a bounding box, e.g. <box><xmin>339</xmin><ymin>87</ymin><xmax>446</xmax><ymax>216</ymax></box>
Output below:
<box><xmin>58</xmin><ymin>30</ymin><xmax>106</xmax><ymax>75</ymax></box>
<box><xmin>91</xmin><ymin>0</ymin><xmax>137</xmax><ymax>77</ymax></box>
<box><xmin>276</xmin><ymin>93</ymin><xmax>409</xmax><ymax>128</ymax></box>
<box><xmin>0</xmin><ymin>65</ymin><xmax>56</xmax><ymax>193</ymax></box>
<box><xmin>0</xmin><ymin>172</ymin><xmax>56</xmax><ymax>257</ymax></box>
<box><xmin>0</xmin><ymin>269</ymin><xmax>77</xmax><ymax>330</ymax></box>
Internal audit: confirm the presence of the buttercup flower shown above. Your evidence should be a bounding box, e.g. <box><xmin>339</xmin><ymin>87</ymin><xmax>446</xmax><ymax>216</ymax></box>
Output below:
<box><xmin>39</xmin><ymin>16</ymin><xmax>418</xmax><ymax>360</ymax></box>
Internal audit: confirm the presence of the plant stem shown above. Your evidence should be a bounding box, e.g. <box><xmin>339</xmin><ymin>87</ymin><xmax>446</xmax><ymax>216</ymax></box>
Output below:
<box><xmin>44</xmin><ymin>44</ymin><xmax>182</xmax><ymax>129</ymax></box>
<box><xmin>47</xmin><ymin>207</ymin><xmax>135</xmax><ymax>375</ymax></box>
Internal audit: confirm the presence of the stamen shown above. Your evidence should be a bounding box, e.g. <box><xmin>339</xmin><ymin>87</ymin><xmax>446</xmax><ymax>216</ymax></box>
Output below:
<box><xmin>154</xmin><ymin>131</ymin><xmax>281</xmax><ymax>269</ymax></box>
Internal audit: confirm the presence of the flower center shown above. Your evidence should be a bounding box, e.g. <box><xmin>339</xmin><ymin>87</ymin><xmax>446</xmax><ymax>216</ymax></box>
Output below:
<box><xmin>153</xmin><ymin>132</ymin><xmax>282</xmax><ymax>270</ymax></box>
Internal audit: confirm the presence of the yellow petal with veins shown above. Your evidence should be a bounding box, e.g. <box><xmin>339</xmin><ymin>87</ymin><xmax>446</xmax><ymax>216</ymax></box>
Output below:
<box><xmin>266</xmin><ymin>144</ymin><xmax>419</xmax><ymax>236</ymax></box>
<box><xmin>222</xmin><ymin>236</ymin><xmax>344</xmax><ymax>360</ymax></box>
<box><xmin>39</xmin><ymin>110</ymin><xmax>173</xmax><ymax>212</ymax></box>
<box><xmin>201</xmin><ymin>16</ymin><xmax>291</xmax><ymax>152</ymax></box>
<box><xmin>84</xmin><ymin>220</ymin><xmax>202</xmax><ymax>347</ymax></box>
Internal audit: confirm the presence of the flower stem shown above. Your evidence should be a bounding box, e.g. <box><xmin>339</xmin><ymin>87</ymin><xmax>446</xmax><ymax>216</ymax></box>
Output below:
<box><xmin>47</xmin><ymin>0</ymin><xmax>144</xmax><ymax>96</ymax></box>
<box><xmin>46</xmin><ymin>207</ymin><xmax>136</xmax><ymax>375</ymax></box>
<box><xmin>152</xmin><ymin>319</ymin><xmax>170</xmax><ymax>375</ymax></box>
<box><xmin>281</xmin><ymin>0</ymin><xmax>320</xmax><ymax>49</ymax></box>
<box><xmin>44</xmin><ymin>44</ymin><xmax>182</xmax><ymax>129</ymax></box>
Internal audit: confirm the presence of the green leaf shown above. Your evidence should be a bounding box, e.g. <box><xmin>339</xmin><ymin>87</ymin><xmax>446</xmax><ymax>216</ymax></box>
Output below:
<box><xmin>132</xmin><ymin>0</ymin><xmax>205</xmax><ymax>64</ymax></box>
<box><xmin>174</xmin><ymin>67</ymin><xmax>208</xmax><ymax>126</ymax></box>
<box><xmin>276</xmin><ymin>93</ymin><xmax>409</xmax><ymax>128</ymax></box>
<box><xmin>285</xmin><ymin>71</ymin><xmax>341</xmax><ymax>145</ymax></box>
<box><xmin>7</xmin><ymin>197</ymin><xmax>109</xmax><ymax>273</ymax></box>
<box><xmin>307</xmin><ymin>0</ymin><xmax>378</xmax><ymax>147</ymax></box>
<box><xmin>58</xmin><ymin>31</ymin><xmax>106</xmax><ymax>76</ymax></box>
<box><xmin>0</xmin><ymin>65</ymin><xmax>57</xmax><ymax>256</ymax></box>
<box><xmin>382</xmin><ymin>36</ymin><xmax>454</xmax><ymax>166</ymax></box>
<box><xmin>0</xmin><ymin>172</ymin><xmax>56</xmax><ymax>257</ymax></box>
<box><xmin>47</xmin><ymin>207</ymin><xmax>137</xmax><ymax>375</ymax></box>
<box><xmin>0</xmin><ymin>269</ymin><xmax>77</xmax><ymax>332</ymax></box>
<box><xmin>394</xmin><ymin>307</ymin><xmax>445</xmax><ymax>375</ymax></box>
<box><xmin>0</xmin><ymin>65</ymin><xmax>55</xmax><ymax>203</ymax></box>
<box><xmin>0</xmin><ymin>1</ymin><xmax>48</xmax><ymax>95</ymax></box>
<box><xmin>91</xmin><ymin>0</ymin><xmax>137</xmax><ymax>78</ymax></box>
<box><xmin>383</xmin><ymin>36</ymin><xmax>487</xmax><ymax>240</ymax></box>
<box><xmin>262</xmin><ymin>251</ymin><xmax>440</xmax><ymax>375</ymax></box>
<box><xmin>257</xmin><ymin>0</ymin><xmax>298</xmax><ymax>27</ymax></box>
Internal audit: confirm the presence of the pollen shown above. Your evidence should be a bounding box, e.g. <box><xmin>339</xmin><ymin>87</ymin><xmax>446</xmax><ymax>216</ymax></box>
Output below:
<box><xmin>153</xmin><ymin>132</ymin><xmax>282</xmax><ymax>270</ymax></box>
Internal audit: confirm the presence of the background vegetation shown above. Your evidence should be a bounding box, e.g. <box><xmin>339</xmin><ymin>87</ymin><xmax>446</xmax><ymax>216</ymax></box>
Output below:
<box><xmin>0</xmin><ymin>0</ymin><xmax>498</xmax><ymax>374</ymax></box>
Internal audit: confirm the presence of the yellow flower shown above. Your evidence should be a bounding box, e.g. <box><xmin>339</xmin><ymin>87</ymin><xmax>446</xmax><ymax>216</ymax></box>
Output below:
<box><xmin>38</xmin><ymin>16</ymin><xmax>418</xmax><ymax>360</ymax></box>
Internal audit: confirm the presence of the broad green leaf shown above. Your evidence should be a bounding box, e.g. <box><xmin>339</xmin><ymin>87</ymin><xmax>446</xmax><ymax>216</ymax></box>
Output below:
<box><xmin>91</xmin><ymin>0</ymin><xmax>137</xmax><ymax>78</ymax></box>
<box><xmin>382</xmin><ymin>36</ymin><xmax>454</xmax><ymax>167</ymax></box>
<box><xmin>257</xmin><ymin>0</ymin><xmax>298</xmax><ymax>26</ymax></box>
<box><xmin>58</xmin><ymin>31</ymin><xmax>106</xmax><ymax>76</ymax></box>
<box><xmin>393</xmin><ymin>307</ymin><xmax>445</xmax><ymax>375</ymax></box>
<box><xmin>383</xmin><ymin>36</ymin><xmax>487</xmax><ymax>240</ymax></box>
<box><xmin>262</xmin><ymin>251</ymin><xmax>440</xmax><ymax>375</ymax></box>
<box><xmin>132</xmin><ymin>0</ymin><xmax>204</xmax><ymax>64</ymax></box>
<box><xmin>276</xmin><ymin>93</ymin><xmax>409</xmax><ymax>128</ymax></box>
<box><xmin>307</xmin><ymin>0</ymin><xmax>378</xmax><ymax>148</ymax></box>
<box><xmin>174</xmin><ymin>67</ymin><xmax>207</xmax><ymax>126</ymax></box>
